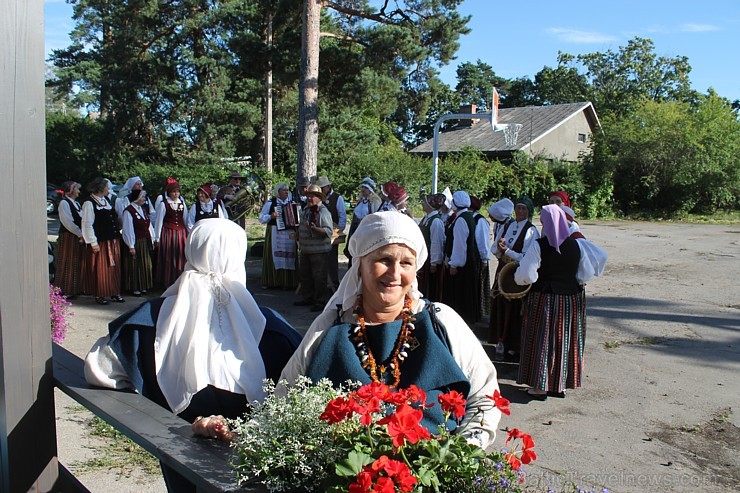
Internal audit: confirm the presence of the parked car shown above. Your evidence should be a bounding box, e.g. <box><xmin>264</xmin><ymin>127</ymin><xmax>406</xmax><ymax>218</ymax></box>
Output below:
<box><xmin>47</xmin><ymin>183</ymin><xmax>64</xmax><ymax>215</ymax></box>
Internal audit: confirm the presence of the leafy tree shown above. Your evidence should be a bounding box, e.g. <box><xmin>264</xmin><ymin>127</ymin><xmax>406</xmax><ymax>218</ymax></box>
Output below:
<box><xmin>455</xmin><ymin>60</ymin><xmax>507</xmax><ymax>108</ymax></box>
<box><xmin>297</xmin><ymin>0</ymin><xmax>471</xmax><ymax>182</ymax></box>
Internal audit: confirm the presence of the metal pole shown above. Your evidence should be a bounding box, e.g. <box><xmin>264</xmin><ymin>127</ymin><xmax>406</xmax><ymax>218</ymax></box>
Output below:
<box><xmin>431</xmin><ymin>113</ymin><xmax>493</xmax><ymax>194</ymax></box>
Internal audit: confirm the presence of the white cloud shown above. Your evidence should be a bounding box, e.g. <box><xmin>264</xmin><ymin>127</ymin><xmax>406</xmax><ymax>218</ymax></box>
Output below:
<box><xmin>679</xmin><ymin>23</ymin><xmax>721</xmax><ymax>33</ymax></box>
<box><xmin>547</xmin><ymin>28</ymin><xmax>618</xmax><ymax>44</ymax></box>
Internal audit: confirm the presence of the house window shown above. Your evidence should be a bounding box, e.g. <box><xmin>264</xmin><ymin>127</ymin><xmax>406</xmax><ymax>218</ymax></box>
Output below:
<box><xmin>577</xmin><ymin>133</ymin><xmax>587</xmax><ymax>143</ymax></box>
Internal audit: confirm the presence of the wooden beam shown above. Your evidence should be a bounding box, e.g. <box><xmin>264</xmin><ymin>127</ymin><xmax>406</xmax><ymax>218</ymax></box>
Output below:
<box><xmin>0</xmin><ymin>0</ymin><xmax>58</xmax><ymax>490</ymax></box>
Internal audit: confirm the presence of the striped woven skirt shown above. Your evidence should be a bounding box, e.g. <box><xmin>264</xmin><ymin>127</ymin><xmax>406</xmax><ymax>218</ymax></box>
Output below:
<box><xmin>54</xmin><ymin>228</ymin><xmax>85</xmax><ymax>296</ymax></box>
<box><xmin>84</xmin><ymin>239</ymin><xmax>122</xmax><ymax>298</ymax></box>
<box><xmin>518</xmin><ymin>289</ymin><xmax>586</xmax><ymax>392</ymax></box>
<box><xmin>261</xmin><ymin>225</ymin><xmax>299</xmax><ymax>289</ymax></box>
<box><xmin>156</xmin><ymin>227</ymin><xmax>187</xmax><ymax>288</ymax></box>
<box><xmin>122</xmin><ymin>238</ymin><xmax>154</xmax><ymax>292</ymax></box>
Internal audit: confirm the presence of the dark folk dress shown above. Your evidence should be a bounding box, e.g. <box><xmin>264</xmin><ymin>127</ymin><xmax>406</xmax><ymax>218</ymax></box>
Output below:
<box><xmin>443</xmin><ymin>211</ymin><xmax>481</xmax><ymax>324</ymax></box>
<box><xmin>55</xmin><ymin>197</ymin><xmax>85</xmax><ymax>296</ymax></box>
<box><xmin>305</xmin><ymin>301</ymin><xmax>470</xmax><ymax>434</ymax></box>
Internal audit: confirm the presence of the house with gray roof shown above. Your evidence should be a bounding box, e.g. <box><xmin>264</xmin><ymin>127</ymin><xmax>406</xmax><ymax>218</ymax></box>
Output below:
<box><xmin>409</xmin><ymin>102</ymin><xmax>601</xmax><ymax>162</ymax></box>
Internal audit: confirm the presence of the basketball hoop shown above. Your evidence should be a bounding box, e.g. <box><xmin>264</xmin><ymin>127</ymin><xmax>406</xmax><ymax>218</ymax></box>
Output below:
<box><xmin>502</xmin><ymin>123</ymin><xmax>523</xmax><ymax>147</ymax></box>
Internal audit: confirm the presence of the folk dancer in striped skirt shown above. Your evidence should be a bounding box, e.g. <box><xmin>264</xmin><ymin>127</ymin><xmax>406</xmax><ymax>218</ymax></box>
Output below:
<box><xmin>154</xmin><ymin>181</ymin><xmax>189</xmax><ymax>288</ymax></box>
<box><xmin>81</xmin><ymin>177</ymin><xmax>125</xmax><ymax>305</ymax></box>
<box><xmin>514</xmin><ymin>205</ymin><xmax>596</xmax><ymax>400</ymax></box>
<box><xmin>121</xmin><ymin>190</ymin><xmax>155</xmax><ymax>296</ymax></box>
<box><xmin>187</xmin><ymin>183</ymin><xmax>228</xmax><ymax>231</ymax></box>
<box><xmin>489</xmin><ymin>196</ymin><xmax>539</xmax><ymax>360</ymax></box>
<box><xmin>54</xmin><ymin>180</ymin><xmax>86</xmax><ymax>298</ymax></box>
<box><xmin>258</xmin><ymin>183</ymin><xmax>299</xmax><ymax>290</ymax></box>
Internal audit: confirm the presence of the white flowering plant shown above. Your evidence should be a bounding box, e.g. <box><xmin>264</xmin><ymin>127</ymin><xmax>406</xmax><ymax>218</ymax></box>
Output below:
<box><xmin>229</xmin><ymin>377</ymin><xmax>535</xmax><ymax>493</ymax></box>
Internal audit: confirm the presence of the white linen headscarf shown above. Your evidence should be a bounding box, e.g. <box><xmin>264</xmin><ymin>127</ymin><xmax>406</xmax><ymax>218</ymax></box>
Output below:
<box><xmin>451</xmin><ymin>190</ymin><xmax>471</xmax><ymax>210</ymax></box>
<box><xmin>155</xmin><ymin>218</ymin><xmax>267</xmax><ymax>414</ymax></box>
<box><xmin>120</xmin><ymin>176</ymin><xmax>143</xmax><ymax>199</ymax></box>
<box><xmin>487</xmin><ymin>198</ymin><xmax>514</xmax><ymax>222</ymax></box>
<box><xmin>324</xmin><ymin>211</ymin><xmax>428</xmax><ymax>314</ymax></box>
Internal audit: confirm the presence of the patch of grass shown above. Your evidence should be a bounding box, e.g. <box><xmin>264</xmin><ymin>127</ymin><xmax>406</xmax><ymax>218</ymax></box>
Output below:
<box><xmin>71</xmin><ymin>416</ymin><xmax>160</xmax><ymax>477</ymax></box>
<box><xmin>66</xmin><ymin>404</ymin><xmax>89</xmax><ymax>414</ymax></box>
<box><xmin>603</xmin><ymin>340</ymin><xmax>622</xmax><ymax>350</ymax></box>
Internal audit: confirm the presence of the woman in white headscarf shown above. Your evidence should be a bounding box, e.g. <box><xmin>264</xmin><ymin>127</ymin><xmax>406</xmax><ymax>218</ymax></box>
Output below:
<box><xmin>514</xmin><ymin>205</ymin><xmax>596</xmax><ymax>400</ymax></box>
<box><xmin>258</xmin><ymin>182</ymin><xmax>299</xmax><ymax>289</ymax></box>
<box><xmin>344</xmin><ymin>177</ymin><xmax>381</xmax><ymax>267</ymax></box>
<box><xmin>279</xmin><ymin>211</ymin><xmax>501</xmax><ymax>450</ymax></box>
<box><xmin>84</xmin><ymin>218</ymin><xmax>301</xmax><ymax>490</ymax></box>
<box><xmin>115</xmin><ymin>176</ymin><xmax>156</xmax><ymax>226</ymax></box>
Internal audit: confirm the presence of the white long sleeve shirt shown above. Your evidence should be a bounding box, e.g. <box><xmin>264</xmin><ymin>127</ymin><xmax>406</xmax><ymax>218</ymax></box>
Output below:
<box><xmin>491</xmin><ymin>219</ymin><xmax>540</xmax><ymax>263</ymax></box>
<box><xmin>187</xmin><ymin>200</ymin><xmax>227</xmax><ymax>231</ymax></box>
<box><xmin>121</xmin><ymin>204</ymin><xmax>155</xmax><ymax>249</ymax></box>
<box><xmin>448</xmin><ymin>209</ymin><xmax>472</xmax><ymax>268</ymax></box>
<box><xmin>117</xmin><ymin>196</ymin><xmax>156</xmax><ymax>227</ymax></box>
<box><xmin>473</xmin><ymin>213</ymin><xmax>491</xmax><ymax>262</ymax></box>
<box><xmin>58</xmin><ymin>198</ymin><xmax>83</xmax><ymax>238</ymax></box>
<box><xmin>420</xmin><ymin>212</ymin><xmax>446</xmax><ymax>266</ymax></box>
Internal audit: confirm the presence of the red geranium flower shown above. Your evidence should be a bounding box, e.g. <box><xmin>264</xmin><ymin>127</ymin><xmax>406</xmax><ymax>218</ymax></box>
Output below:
<box><xmin>320</xmin><ymin>396</ymin><xmax>354</xmax><ymax>424</ymax></box>
<box><xmin>487</xmin><ymin>389</ymin><xmax>511</xmax><ymax>416</ymax></box>
<box><xmin>378</xmin><ymin>403</ymin><xmax>431</xmax><ymax>447</ymax></box>
<box><xmin>400</xmin><ymin>385</ymin><xmax>427</xmax><ymax>406</ymax></box>
<box><xmin>438</xmin><ymin>390</ymin><xmax>467</xmax><ymax>420</ymax></box>
<box><xmin>374</xmin><ymin>476</ymin><xmax>396</xmax><ymax>493</ymax></box>
<box><xmin>354</xmin><ymin>382</ymin><xmax>391</xmax><ymax>402</ymax></box>
<box><xmin>506</xmin><ymin>453</ymin><xmax>522</xmax><ymax>470</ymax></box>
<box><xmin>348</xmin><ymin>470</ymin><xmax>374</xmax><ymax>493</ymax></box>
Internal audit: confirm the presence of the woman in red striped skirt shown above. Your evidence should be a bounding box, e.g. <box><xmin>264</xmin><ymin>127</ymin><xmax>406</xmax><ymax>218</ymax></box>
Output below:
<box><xmin>81</xmin><ymin>177</ymin><xmax>125</xmax><ymax>305</ymax></box>
<box><xmin>154</xmin><ymin>181</ymin><xmax>188</xmax><ymax>288</ymax></box>
<box><xmin>121</xmin><ymin>189</ymin><xmax>155</xmax><ymax>295</ymax></box>
<box><xmin>513</xmin><ymin>205</ymin><xmax>595</xmax><ymax>400</ymax></box>
<box><xmin>54</xmin><ymin>180</ymin><xmax>86</xmax><ymax>297</ymax></box>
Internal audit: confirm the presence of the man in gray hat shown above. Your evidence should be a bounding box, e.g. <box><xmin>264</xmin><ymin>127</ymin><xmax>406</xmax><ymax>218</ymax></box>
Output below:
<box><xmin>294</xmin><ymin>185</ymin><xmax>333</xmax><ymax>312</ymax></box>
<box><xmin>316</xmin><ymin>176</ymin><xmax>346</xmax><ymax>291</ymax></box>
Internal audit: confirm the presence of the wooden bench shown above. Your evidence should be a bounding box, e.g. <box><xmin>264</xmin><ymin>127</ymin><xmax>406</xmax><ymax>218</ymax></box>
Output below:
<box><xmin>52</xmin><ymin>343</ymin><xmax>268</xmax><ymax>493</ymax></box>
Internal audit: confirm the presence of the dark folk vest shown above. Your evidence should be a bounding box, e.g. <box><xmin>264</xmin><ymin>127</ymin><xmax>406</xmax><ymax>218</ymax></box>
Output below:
<box><xmin>324</xmin><ymin>191</ymin><xmax>341</xmax><ymax>225</ymax></box>
<box><xmin>195</xmin><ymin>200</ymin><xmax>220</xmax><ymax>223</ymax></box>
<box><xmin>532</xmin><ymin>237</ymin><xmax>581</xmax><ymax>295</ymax></box>
<box><xmin>59</xmin><ymin>197</ymin><xmax>82</xmax><ymax>236</ymax></box>
<box><xmin>125</xmin><ymin>204</ymin><xmax>152</xmax><ymax>240</ymax></box>
<box><xmin>162</xmin><ymin>199</ymin><xmax>186</xmax><ymax>231</ymax></box>
<box><xmin>444</xmin><ymin>211</ymin><xmax>479</xmax><ymax>264</ymax></box>
<box><xmin>305</xmin><ymin>302</ymin><xmax>470</xmax><ymax>434</ymax></box>
<box><xmin>85</xmin><ymin>196</ymin><xmax>120</xmax><ymax>241</ymax></box>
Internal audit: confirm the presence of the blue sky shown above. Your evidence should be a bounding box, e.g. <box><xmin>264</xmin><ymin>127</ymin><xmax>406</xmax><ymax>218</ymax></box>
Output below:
<box><xmin>45</xmin><ymin>0</ymin><xmax>740</xmax><ymax>102</ymax></box>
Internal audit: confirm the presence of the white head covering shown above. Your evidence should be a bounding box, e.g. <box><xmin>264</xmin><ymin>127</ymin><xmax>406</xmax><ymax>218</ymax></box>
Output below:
<box><xmin>451</xmin><ymin>190</ymin><xmax>471</xmax><ymax>210</ymax></box>
<box><xmin>361</xmin><ymin>177</ymin><xmax>376</xmax><ymax>193</ymax></box>
<box><xmin>324</xmin><ymin>211</ymin><xmax>428</xmax><ymax>314</ymax></box>
<box><xmin>487</xmin><ymin>198</ymin><xmax>514</xmax><ymax>222</ymax></box>
<box><xmin>442</xmin><ymin>187</ymin><xmax>453</xmax><ymax>209</ymax></box>
<box><xmin>155</xmin><ymin>218</ymin><xmax>267</xmax><ymax>414</ymax></box>
<box><xmin>120</xmin><ymin>176</ymin><xmax>143</xmax><ymax>198</ymax></box>
<box><xmin>561</xmin><ymin>205</ymin><xmax>576</xmax><ymax>222</ymax></box>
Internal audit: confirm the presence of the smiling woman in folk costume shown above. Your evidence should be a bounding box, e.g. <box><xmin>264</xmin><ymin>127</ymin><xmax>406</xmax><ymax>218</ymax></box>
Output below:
<box><xmin>154</xmin><ymin>180</ymin><xmax>189</xmax><ymax>288</ymax></box>
<box><xmin>187</xmin><ymin>183</ymin><xmax>228</xmax><ymax>231</ymax></box>
<box><xmin>514</xmin><ymin>205</ymin><xmax>596</xmax><ymax>400</ymax></box>
<box><xmin>121</xmin><ymin>189</ymin><xmax>155</xmax><ymax>296</ymax></box>
<box><xmin>81</xmin><ymin>177</ymin><xmax>125</xmax><ymax>305</ymax></box>
<box><xmin>489</xmin><ymin>195</ymin><xmax>539</xmax><ymax>360</ymax></box>
<box><xmin>83</xmin><ymin>218</ymin><xmax>302</xmax><ymax>492</ymax></box>
<box><xmin>54</xmin><ymin>181</ymin><xmax>86</xmax><ymax>298</ymax></box>
<box><xmin>279</xmin><ymin>211</ymin><xmax>501</xmax><ymax>449</ymax></box>
<box><xmin>258</xmin><ymin>182</ymin><xmax>299</xmax><ymax>290</ymax></box>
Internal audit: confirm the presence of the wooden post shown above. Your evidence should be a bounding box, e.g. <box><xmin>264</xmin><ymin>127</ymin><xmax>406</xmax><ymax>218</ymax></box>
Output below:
<box><xmin>0</xmin><ymin>0</ymin><xmax>59</xmax><ymax>490</ymax></box>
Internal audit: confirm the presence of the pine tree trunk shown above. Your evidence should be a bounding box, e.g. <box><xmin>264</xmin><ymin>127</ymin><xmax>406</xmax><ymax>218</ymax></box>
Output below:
<box><xmin>297</xmin><ymin>0</ymin><xmax>321</xmax><ymax>183</ymax></box>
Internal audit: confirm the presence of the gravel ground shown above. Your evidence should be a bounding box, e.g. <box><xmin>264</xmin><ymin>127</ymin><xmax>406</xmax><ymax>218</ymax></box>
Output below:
<box><xmin>49</xmin><ymin>216</ymin><xmax>740</xmax><ymax>492</ymax></box>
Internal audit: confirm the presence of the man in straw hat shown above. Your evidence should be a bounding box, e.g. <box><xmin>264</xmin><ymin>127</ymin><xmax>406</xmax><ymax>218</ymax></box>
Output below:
<box><xmin>294</xmin><ymin>185</ymin><xmax>333</xmax><ymax>312</ymax></box>
<box><xmin>316</xmin><ymin>176</ymin><xmax>346</xmax><ymax>292</ymax></box>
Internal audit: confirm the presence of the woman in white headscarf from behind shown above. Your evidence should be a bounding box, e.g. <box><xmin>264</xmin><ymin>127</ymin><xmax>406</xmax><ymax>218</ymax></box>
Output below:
<box><xmin>84</xmin><ymin>219</ymin><xmax>301</xmax><ymax>490</ymax></box>
<box><xmin>279</xmin><ymin>211</ymin><xmax>501</xmax><ymax>450</ymax></box>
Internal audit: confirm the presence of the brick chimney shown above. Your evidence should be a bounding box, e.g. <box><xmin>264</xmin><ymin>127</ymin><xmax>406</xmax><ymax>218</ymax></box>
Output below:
<box><xmin>458</xmin><ymin>103</ymin><xmax>480</xmax><ymax>127</ymax></box>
